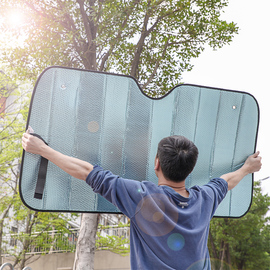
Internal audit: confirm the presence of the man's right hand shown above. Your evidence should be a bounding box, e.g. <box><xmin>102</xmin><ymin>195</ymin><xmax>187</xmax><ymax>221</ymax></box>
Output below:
<box><xmin>22</xmin><ymin>132</ymin><xmax>47</xmax><ymax>155</ymax></box>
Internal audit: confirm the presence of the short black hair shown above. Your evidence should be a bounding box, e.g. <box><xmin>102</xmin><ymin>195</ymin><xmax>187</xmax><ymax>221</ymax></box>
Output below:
<box><xmin>156</xmin><ymin>135</ymin><xmax>198</xmax><ymax>182</ymax></box>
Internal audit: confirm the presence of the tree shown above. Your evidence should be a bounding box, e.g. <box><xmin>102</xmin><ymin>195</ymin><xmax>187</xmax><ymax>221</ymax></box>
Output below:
<box><xmin>0</xmin><ymin>0</ymin><xmax>239</xmax><ymax>268</ymax></box>
<box><xmin>6</xmin><ymin>196</ymin><xmax>78</xmax><ymax>269</ymax></box>
<box><xmin>1</xmin><ymin>0</ymin><xmax>238</xmax><ymax>95</ymax></box>
<box><xmin>96</xmin><ymin>223</ymin><xmax>130</xmax><ymax>255</ymax></box>
<box><xmin>0</xmin><ymin>71</ymin><xmax>29</xmax><ymax>262</ymax></box>
<box><xmin>0</xmin><ymin>73</ymin><xmax>78</xmax><ymax>269</ymax></box>
<box><xmin>209</xmin><ymin>181</ymin><xmax>270</xmax><ymax>270</ymax></box>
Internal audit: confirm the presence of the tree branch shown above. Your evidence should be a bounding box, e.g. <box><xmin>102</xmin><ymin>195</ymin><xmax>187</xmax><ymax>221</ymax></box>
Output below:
<box><xmin>99</xmin><ymin>0</ymin><xmax>140</xmax><ymax>71</ymax></box>
<box><xmin>0</xmin><ymin>203</ymin><xmax>12</xmax><ymax>221</ymax></box>
<box><xmin>24</xmin><ymin>1</ymin><xmax>56</xmax><ymax>21</ymax></box>
<box><xmin>142</xmin><ymin>37</ymin><xmax>169</xmax><ymax>90</ymax></box>
<box><xmin>130</xmin><ymin>1</ymin><xmax>182</xmax><ymax>78</ymax></box>
<box><xmin>76</xmin><ymin>0</ymin><xmax>97</xmax><ymax>69</ymax></box>
<box><xmin>77</xmin><ymin>0</ymin><xmax>93</xmax><ymax>44</ymax></box>
<box><xmin>130</xmin><ymin>8</ymin><xmax>150</xmax><ymax>78</ymax></box>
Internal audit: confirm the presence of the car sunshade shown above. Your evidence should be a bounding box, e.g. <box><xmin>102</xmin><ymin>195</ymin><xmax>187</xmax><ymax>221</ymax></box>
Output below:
<box><xmin>19</xmin><ymin>66</ymin><xmax>259</xmax><ymax>217</ymax></box>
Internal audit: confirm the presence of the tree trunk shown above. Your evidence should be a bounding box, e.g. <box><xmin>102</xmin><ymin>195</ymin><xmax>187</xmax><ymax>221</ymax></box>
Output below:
<box><xmin>219</xmin><ymin>241</ymin><xmax>226</xmax><ymax>270</ymax></box>
<box><xmin>73</xmin><ymin>213</ymin><xmax>99</xmax><ymax>270</ymax></box>
<box><xmin>225</xmin><ymin>243</ymin><xmax>231</xmax><ymax>266</ymax></box>
<box><xmin>0</xmin><ymin>204</ymin><xmax>12</xmax><ymax>260</ymax></box>
<box><xmin>20</xmin><ymin>212</ymin><xmax>32</xmax><ymax>270</ymax></box>
<box><xmin>72</xmin><ymin>1</ymin><xmax>100</xmax><ymax>267</ymax></box>
<box><xmin>209</xmin><ymin>230</ymin><xmax>218</xmax><ymax>259</ymax></box>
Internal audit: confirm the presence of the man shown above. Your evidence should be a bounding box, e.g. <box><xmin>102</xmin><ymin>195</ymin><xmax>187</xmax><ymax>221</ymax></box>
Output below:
<box><xmin>22</xmin><ymin>132</ymin><xmax>262</xmax><ymax>269</ymax></box>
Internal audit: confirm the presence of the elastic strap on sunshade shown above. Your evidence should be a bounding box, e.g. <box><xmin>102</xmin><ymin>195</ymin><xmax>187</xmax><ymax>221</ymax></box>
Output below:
<box><xmin>30</xmin><ymin>133</ymin><xmax>48</xmax><ymax>200</ymax></box>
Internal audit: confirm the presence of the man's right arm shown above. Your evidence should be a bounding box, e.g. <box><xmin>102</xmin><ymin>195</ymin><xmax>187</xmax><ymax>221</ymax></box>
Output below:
<box><xmin>221</xmin><ymin>151</ymin><xmax>262</xmax><ymax>191</ymax></box>
<box><xmin>22</xmin><ymin>132</ymin><xmax>93</xmax><ymax>181</ymax></box>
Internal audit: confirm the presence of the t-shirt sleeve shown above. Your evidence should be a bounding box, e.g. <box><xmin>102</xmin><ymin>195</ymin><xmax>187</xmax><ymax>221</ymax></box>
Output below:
<box><xmin>85</xmin><ymin>165</ymin><xmax>145</xmax><ymax>218</ymax></box>
<box><xmin>203</xmin><ymin>178</ymin><xmax>228</xmax><ymax>216</ymax></box>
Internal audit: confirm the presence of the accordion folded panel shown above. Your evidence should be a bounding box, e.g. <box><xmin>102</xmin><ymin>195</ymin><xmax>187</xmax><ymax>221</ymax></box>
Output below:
<box><xmin>19</xmin><ymin>66</ymin><xmax>259</xmax><ymax>217</ymax></box>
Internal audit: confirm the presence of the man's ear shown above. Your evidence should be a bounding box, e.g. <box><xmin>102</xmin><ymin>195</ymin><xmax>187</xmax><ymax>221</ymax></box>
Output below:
<box><xmin>154</xmin><ymin>157</ymin><xmax>160</xmax><ymax>171</ymax></box>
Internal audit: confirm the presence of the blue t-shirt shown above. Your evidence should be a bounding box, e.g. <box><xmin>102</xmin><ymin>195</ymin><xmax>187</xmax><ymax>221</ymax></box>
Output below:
<box><xmin>86</xmin><ymin>166</ymin><xmax>228</xmax><ymax>270</ymax></box>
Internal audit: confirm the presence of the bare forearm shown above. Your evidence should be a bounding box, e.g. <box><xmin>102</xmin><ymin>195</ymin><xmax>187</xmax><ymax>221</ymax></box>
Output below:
<box><xmin>22</xmin><ymin>132</ymin><xmax>93</xmax><ymax>180</ymax></box>
<box><xmin>220</xmin><ymin>151</ymin><xmax>262</xmax><ymax>191</ymax></box>
<box><xmin>39</xmin><ymin>145</ymin><xmax>93</xmax><ymax>181</ymax></box>
<box><xmin>221</xmin><ymin>167</ymin><xmax>248</xmax><ymax>191</ymax></box>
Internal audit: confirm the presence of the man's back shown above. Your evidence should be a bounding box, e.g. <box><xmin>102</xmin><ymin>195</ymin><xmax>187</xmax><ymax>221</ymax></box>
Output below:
<box><xmin>86</xmin><ymin>166</ymin><xmax>228</xmax><ymax>270</ymax></box>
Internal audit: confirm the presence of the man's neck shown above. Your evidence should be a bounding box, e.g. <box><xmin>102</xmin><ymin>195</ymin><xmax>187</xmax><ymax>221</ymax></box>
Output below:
<box><xmin>158</xmin><ymin>177</ymin><xmax>189</xmax><ymax>198</ymax></box>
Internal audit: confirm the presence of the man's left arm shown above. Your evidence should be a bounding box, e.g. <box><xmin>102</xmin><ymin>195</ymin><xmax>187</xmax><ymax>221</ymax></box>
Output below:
<box><xmin>221</xmin><ymin>151</ymin><xmax>262</xmax><ymax>191</ymax></box>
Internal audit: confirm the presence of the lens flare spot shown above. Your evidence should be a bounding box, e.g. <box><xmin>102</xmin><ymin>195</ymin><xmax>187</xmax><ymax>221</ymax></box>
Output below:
<box><xmin>135</xmin><ymin>193</ymin><xmax>178</xmax><ymax>236</ymax></box>
<box><xmin>87</xmin><ymin>121</ymin><xmax>99</xmax><ymax>133</ymax></box>
<box><xmin>167</xmin><ymin>233</ymin><xmax>185</xmax><ymax>251</ymax></box>
<box><xmin>152</xmin><ymin>211</ymin><xmax>164</xmax><ymax>223</ymax></box>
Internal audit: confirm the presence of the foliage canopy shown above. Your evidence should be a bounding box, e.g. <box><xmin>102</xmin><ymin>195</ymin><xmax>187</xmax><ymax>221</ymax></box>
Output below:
<box><xmin>0</xmin><ymin>0</ymin><xmax>238</xmax><ymax>96</ymax></box>
<box><xmin>209</xmin><ymin>181</ymin><xmax>270</xmax><ymax>270</ymax></box>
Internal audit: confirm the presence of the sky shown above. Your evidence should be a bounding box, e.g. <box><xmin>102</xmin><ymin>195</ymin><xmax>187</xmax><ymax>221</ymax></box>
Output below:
<box><xmin>182</xmin><ymin>0</ymin><xmax>270</xmax><ymax>195</ymax></box>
